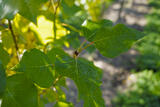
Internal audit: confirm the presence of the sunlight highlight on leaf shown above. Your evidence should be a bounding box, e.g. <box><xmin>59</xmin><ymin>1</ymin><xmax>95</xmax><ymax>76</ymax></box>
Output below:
<box><xmin>29</xmin><ymin>15</ymin><xmax>68</xmax><ymax>45</ymax></box>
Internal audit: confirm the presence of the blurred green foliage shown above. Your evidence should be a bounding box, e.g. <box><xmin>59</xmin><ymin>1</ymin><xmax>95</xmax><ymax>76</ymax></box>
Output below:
<box><xmin>113</xmin><ymin>0</ymin><xmax>160</xmax><ymax>106</ymax></box>
<box><xmin>112</xmin><ymin>70</ymin><xmax>160</xmax><ymax>107</ymax></box>
<box><xmin>136</xmin><ymin>0</ymin><xmax>160</xmax><ymax>71</ymax></box>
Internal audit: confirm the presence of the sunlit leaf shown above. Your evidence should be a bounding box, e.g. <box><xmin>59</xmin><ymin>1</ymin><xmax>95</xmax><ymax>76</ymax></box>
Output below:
<box><xmin>64</xmin><ymin>0</ymin><xmax>75</xmax><ymax>7</ymax></box>
<box><xmin>1</xmin><ymin>30</ymin><xmax>14</xmax><ymax>49</ymax></box>
<box><xmin>54</xmin><ymin>101</ymin><xmax>73</xmax><ymax>107</ymax></box>
<box><xmin>30</xmin><ymin>16</ymin><xmax>68</xmax><ymax>45</ymax></box>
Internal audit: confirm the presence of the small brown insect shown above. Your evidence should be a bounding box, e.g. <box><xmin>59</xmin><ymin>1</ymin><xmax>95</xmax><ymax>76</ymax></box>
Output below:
<box><xmin>73</xmin><ymin>41</ymin><xmax>94</xmax><ymax>58</ymax></box>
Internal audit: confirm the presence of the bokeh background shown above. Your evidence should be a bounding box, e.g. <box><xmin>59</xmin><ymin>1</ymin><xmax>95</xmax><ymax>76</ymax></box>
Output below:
<box><xmin>0</xmin><ymin>0</ymin><xmax>160</xmax><ymax>107</ymax></box>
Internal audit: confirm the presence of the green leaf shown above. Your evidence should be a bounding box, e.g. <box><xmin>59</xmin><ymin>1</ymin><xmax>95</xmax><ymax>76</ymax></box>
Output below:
<box><xmin>66</xmin><ymin>32</ymin><xmax>81</xmax><ymax>49</ymax></box>
<box><xmin>0</xmin><ymin>61</ymin><xmax>6</xmax><ymax>98</ymax></box>
<box><xmin>82</xmin><ymin>20</ymin><xmax>144</xmax><ymax>58</ymax></box>
<box><xmin>53</xmin><ymin>48</ymin><xmax>105</xmax><ymax>107</ymax></box>
<box><xmin>46</xmin><ymin>48</ymin><xmax>57</xmax><ymax>65</ymax></box>
<box><xmin>82</xmin><ymin>19</ymin><xmax>113</xmax><ymax>39</ymax></box>
<box><xmin>47</xmin><ymin>48</ymin><xmax>72</xmax><ymax>66</ymax></box>
<box><xmin>0</xmin><ymin>44</ymin><xmax>10</xmax><ymax>67</ymax></box>
<box><xmin>75</xmin><ymin>58</ymin><xmax>105</xmax><ymax>107</ymax></box>
<box><xmin>61</xmin><ymin>0</ymin><xmax>81</xmax><ymax>18</ymax></box>
<box><xmin>47</xmin><ymin>48</ymin><xmax>67</xmax><ymax>88</ymax></box>
<box><xmin>1</xmin><ymin>74</ymin><xmax>38</xmax><ymax>107</ymax></box>
<box><xmin>0</xmin><ymin>0</ymin><xmax>47</xmax><ymax>23</ymax></box>
<box><xmin>16</xmin><ymin>49</ymin><xmax>54</xmax><ymax>88</ymax></box>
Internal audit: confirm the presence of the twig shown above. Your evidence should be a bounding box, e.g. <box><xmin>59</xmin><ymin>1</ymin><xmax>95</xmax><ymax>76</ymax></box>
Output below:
<box><xmin>51</xmin><ymin>0</ymin><xmax>61</xmax><ymax>41</ymax></box>
<box><xmin>117</xmin><ymin>0</ymin><xmax>125</xmax><ymax>22</ymax></box>
<box><xmin>61</xmin><ymin>23</ymin><xmax>81</xmax><ymax>33</ymax></box>
<box><xmin>8</xmin><ymin>20</ymin><xmax>19</xmax><ymax>61</ymax></box>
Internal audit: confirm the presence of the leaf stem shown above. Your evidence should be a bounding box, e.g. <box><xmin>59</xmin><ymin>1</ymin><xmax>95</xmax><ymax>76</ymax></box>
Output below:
<box><xmin>78</xmin><ymin>40</ymin><xmax>87</xmax><ymax>51</ymax></box>
<box><xmin>74</xmin><ymin>41</ymin><xmax>94</xmax><ymax>58</ymax></box>
<box><xmin>79</xmin><ymin>41</ymin><xmax>94</xmax><ymax>53</ymax></box>
<box><xmin>8</xmin><ymin>20</ymin><xmax>19</xmax><ymax>61</ymax></box>
<box><xmin>53</xmin><ymin>75</ymin><xmax>62</xmax><ymax>86</ymax></box>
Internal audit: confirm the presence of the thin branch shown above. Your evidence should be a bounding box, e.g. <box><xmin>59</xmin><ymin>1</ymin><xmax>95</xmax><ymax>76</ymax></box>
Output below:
<box><xmin>61</xmin><ymin>23</ymin><xmax>81</xmax><ymax>33</ymax></box>
<box><xmin>117</xmin><ymin>0</ymin><xmax>125</xmax><ymax>22</ymax></box>
<box><xmin>51</xmin><ymin>0</ymin><xmax>61</xmax><ymax>41</ymax></box>
<box><xmin>8</xmin><ymin>20</ymin><xmax>19</xmax><ymax>61</ymax></box>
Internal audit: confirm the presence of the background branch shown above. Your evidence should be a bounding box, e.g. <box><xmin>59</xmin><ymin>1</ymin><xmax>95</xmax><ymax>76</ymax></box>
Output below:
<box><xmin>8</xmin><ymin>20</ymin><xmax>19</xmax><ymax>61</ymax></box>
